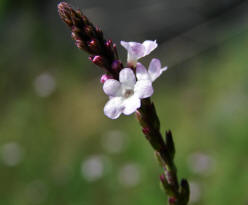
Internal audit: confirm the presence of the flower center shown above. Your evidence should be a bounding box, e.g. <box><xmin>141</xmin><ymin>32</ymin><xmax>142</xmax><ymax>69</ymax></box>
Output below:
<box><xmin>124</xmin><ymin>89</ymin><xmax>134</xmax><ymax>98</ymax></box>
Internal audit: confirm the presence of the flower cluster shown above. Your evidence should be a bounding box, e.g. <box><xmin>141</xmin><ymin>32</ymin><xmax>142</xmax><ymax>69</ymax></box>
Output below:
<box><xmin>103</xmin><ymin>41</ymin><xmax>167</xmax><ymax>119</ymax></box>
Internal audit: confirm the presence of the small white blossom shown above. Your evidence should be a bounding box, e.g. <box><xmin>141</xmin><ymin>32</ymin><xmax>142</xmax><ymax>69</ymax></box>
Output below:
<box><xmin>120</xmin><ymin>40</ymin><xmax>157</xmax><ymax>66</ymax></box>
<box><xmin>103</xmin><ymin>68</ymin><xmax>153</xmax><ymax>119</ymax></box>
<box><xmin>136</xmin><ymin>58</ymin><xmax>167</xmax><ymax>82</ymax></box>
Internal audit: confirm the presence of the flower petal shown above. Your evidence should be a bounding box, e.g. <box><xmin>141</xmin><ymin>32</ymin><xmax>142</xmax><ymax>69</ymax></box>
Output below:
<box><xmin>104</xmin><ymin>97</ymin><xmax>124</xmax><ymax>119</ymax></box>
<box><xmin>119</xmin><ymin>68</ymin><xmax>136</xmax><ymax>88</ymax></box>
<box><xmin>103</xmin><ymin>79</ymin><xmax>122</xmax><ymax>97</ymax></box>
<box><xmin>122</xmin><ymin>96</ymin><xmax>141</xmax><ymax>115</ymax></box>
<box><xmin>134</xmin><ymin>80</ymin><xmax>153</xmax><ymax>99</ymax></box>
<box><xmin>136</xmin><ymin>62</ymin><xmax>150</xmax><ymax>81</ymax></box>
<box><xmin>142</xmin><ymin>40</ymin><xmax>158</xmax><ymax>56</ymax></box>
<box><xmin>148</xmin><ymin>58</ymin><xmax>165</xmax><ymax>81</ymax></box>
<box><xmin>120</xmin><ymin>41</ymin><xmax>145</xmax><ymax>60</ymax></box>
<box><xmin>161</xmin><ymin>66</ymin><xmax>168</xmax><ymax>73</ymax></box>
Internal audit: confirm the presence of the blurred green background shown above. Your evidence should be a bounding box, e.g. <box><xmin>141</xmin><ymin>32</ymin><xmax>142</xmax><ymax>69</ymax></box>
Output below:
<box><xmin>0</xmin><ymin>0</ymin><xmax>248</xmax><ymax>205</ymax></box>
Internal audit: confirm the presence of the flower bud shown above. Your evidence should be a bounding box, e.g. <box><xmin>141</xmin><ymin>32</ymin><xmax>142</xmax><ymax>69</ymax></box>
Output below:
<box><xmin>160</xmin><ymin>173</ymin><xmax>166</xmax><ymax>182</ymax></box>
<box><xmin>95</xmin><ymin>26</ymin><xmax>103</xmax><ymax>39</ymax></box>
<box><xmin>111</xmin><ymin>60</ymin><xmax>123</xmax><ymax>73</ymax></box>
<box><xmin>88</xmin><ymin>39</ymin><xmax>100</xmax><ymax>53</ymax></box>
<box><xmin>84</xmin><ymin>25</ymin><xmax>94</xmax><ymax>37</ymax></box>
<box><xmin>100</xmin><ymin>74</ymin><xmax>113</xmax><ymax>83</ymax></box>
<box><xmin>71</xmin><ymin>32</ymin><xmax>80</xmax><ymax>40</ymax></box>
<box><xmin>169</xmin><ymin>197</ymin><xmax>177</xmax><ymax>204</ymax></box>
<box><xmin>113</xmin><ymin>43</ymin><xmax>119</xmax><ymax>58</ymax></box>
<box><xmin>142</xmin><ymin>127</ymin><xmax>150</xmax><ymax>135</ymax></box>
<box><xmin>105</xmin><ymin>39</ymin><xmax>113</xmax><ymax>48</ymax></box>
<box><xmin>180</xmin><ymin>179</ymin><xmax>190</xmax><ymax>204</ymax></box>
<box><xmin>89</xmin><ymin>55</ymin><xmax>107</xmax><ymax>68</ymax></box>
<box><xmin>75</xmin><ymin>39</ymin><xmax>86</xmax><ymax>50</ymax></box>
<box><xmin>71</xmin><ymin>25</ymin><xmax>80</xmax><ymax>33</ymax></box>
<box><xmin>105</xmin><ymin>40</ymin><xmax>115</xmax><ymax>57</ymax></box>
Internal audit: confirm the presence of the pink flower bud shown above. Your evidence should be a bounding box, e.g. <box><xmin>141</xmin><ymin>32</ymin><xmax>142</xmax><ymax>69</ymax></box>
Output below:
<box><xmin>84</xmin><ymin>25</ymin><xmax>93</xmax><ymax>36</ymax></box>
<box><xmin>169</xmin><ymin>197</ymin><xmax>177</xmax><ymax>204</ymax></box>
<box><xmin>88</xmin><ymin>39</ymin><xmax>100</xmax><ymax>53</ymax></box>
<box><xmin>71</xmin><ymin>26</ymin><xmax>80</xmax><ymax>33</ymax></box>
<box><xmin>75</xmin><ymin>40</ymin><xmax>86</xmax><ymax>50</ymax></box>
<box><xmin>90</xmin><ymin>55</ymin><xmax>101</xmax><ymax>63</ymax></box>
<box><xmin>100</xmin><ymin>74</ymin><xmax>113</xmax><ymax>83</ymax></box>
<box><xmin>105</xmin><ymin>39</ymin><xmax>113</xmax><ymax>48</ymax></box>
<box><xmin>89</xmin><ymin>55</ymin><xmax>107</xmax><ymax>68</ymax></box>
<box><xmin>111</xmin><ymin>60</ymin><xmax>122</xmax><ymax>72</ymax></box>
<box><xmin>160</xmin><ymin>173</ymin><xmax>166</xmax><ymax>182</ymax></box>
<box><xmin>142</xmin><ymin>127</ymin><xmax>150</xmax><ymax>135</ymax></box>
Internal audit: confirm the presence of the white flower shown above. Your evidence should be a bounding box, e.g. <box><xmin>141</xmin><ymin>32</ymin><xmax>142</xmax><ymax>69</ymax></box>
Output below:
<box><xmin>103</xmin><ymin>68</ymin><xmax>153</xmax><ymax>119</ymax></box>
<box><xmin>136</xmin><ymin>58</ymin><xmax>167</xmax><ymax>82</ymax></box>
<box><xmin>120</xmin><ymin>40</ymin><xmax>157</xmax><ymax>66</ymax></box>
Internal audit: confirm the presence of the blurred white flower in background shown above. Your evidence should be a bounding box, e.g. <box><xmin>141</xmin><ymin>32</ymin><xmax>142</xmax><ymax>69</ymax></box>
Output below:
<box><xmin>1</xmin><ymin>142</ymin><xmax>24</xmax><ymax>167</ymax></box>
<box><xmin>189</xmin><ymin>181</ymin><xmax>202</xmax><ymax>204</ymax></box>
<box><xmin>118</xmin><ymin>163</ymin><xmax>141</xmax><ymax>187</ymax></box>
<box><xmin>187</xmin><ymin>152</ymin><xmax>216</xmax><ymax>176</ymax></box>
<box><xmin>81</xmin><ymin>155</ymin><xmax>111</xmax><ymax>182</ymax></box>
<box><xmin>34</xmin><ymin>72</ymin><xmax>56</xmax><ymax>97</ymax></box>
<box><xmin>101</xmin><ymin>130</ymin><xmax>127</xmax><ymax>154</ymax></box>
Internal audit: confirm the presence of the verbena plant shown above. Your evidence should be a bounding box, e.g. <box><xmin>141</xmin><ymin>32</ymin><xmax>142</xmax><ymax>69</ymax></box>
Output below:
<box><xmin>58</xmin><ymin>2</ymin><xmax>190</xmax><ymax>204</ymax></box>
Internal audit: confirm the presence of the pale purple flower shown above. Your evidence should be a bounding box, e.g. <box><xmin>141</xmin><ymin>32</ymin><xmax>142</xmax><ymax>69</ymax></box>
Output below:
<box><xmin>103</xmin><ymin>68</ymin><xmax>153</xmax><ymax>119</ymax></box>
<box><xmin>136</xmin><ymin>58</ymin><xmax>167</xmax><ymax>82</ymax></box>
<box><xmin>120</xmin><ymin>40</ymin><xmax>157</xmax><ymax>66</ymax></box>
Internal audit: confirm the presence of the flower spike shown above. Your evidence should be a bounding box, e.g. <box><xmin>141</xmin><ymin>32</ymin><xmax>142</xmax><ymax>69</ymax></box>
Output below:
<box><xmin>58</xmin><ymin>3</ymin><xmax>190</xmax><ymax>204</ymax></box>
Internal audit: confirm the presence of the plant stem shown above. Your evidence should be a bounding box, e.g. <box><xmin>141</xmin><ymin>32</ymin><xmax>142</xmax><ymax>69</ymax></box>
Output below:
<box><xmin>136</xmin><ymin>98</ymin><xmax>189</xmax><ymax>205</ymax></box>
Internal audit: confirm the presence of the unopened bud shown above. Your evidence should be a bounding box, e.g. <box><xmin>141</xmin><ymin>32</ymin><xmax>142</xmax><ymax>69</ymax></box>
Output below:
<box><xmin>111</xmin><ymin>60</ymin><xmax>122</xmax><ymax>72</ymax></box>
<box><xmin>95</xmin><ymin>26</ymin><xmax>103</xmax><ymax>38</ymax></box>
<box><xmin>169</xmin><ymin>197</ymin><xmax>177</xmax><ymax>204</ymax></box>
<box><xmin>57</xmin><ymin>2</ymin><xmax>73</xmax><ymax>26</ymax></box>
<box><xmin>82</xmin><ymin>15</ymin><xmax>89</xmax><ymax>25</ymax></box>
<box><xmin>75</xmin><ymin>39</ymin><xmax>86</xmax><ymax>50</ymax></box>
<box><xmin>105</xmin><ymin>39</ymin><xmax>113</xmax><ymax>48</ymax></box>
<box><xmin>89</xmin><ymin>55</ymin><xmax>106</xmax><ymax>67</ymax></box>
<box><xmin>113</xmin><ymin>43</ymin><xmax>119</xmax><ymax>58</ymax></box>
<box><xmin>71</xmin><ymin>32</ymin><xmax>80</xmax><ymax>40</ymax></box>
<box><xmin>100</xmin><ymin>74</ymin><xmax>113</xmax><ymax>83</ymax></box>
<box><xmin>142</xmin><ymin>127</ymin><xmax>150</xmax><ymax>135</ymax></box>
<box><xmin>84</xmin><ymin>25</ymin><xmax>94</xmax><ymax>37</ymax></box>
<box><xmin>75</xmin><ymin>9</ymin><xmax>83</xmax><ymax>17</ymax></box>
<box><xmin>160</xmin><ymin>173</ymin><xmax>166</xmax><ymax>182</ymax></box>
<box><xmin>105</xmin><ymin>40</ymin><xmax>115</xmax><ymax>56</ymax></box>
<box><xmin>88</xmin><ymin>39</ymin><xmax>100</xmax><ymax>53</ymax></box>
<box><xmin>180</xmin><ymin>179</ymin><xmax>190</xmax><ymax>204</ymax></box>
<box><xmin>71</xmin><ymin>25</ymin><xmax>80</xmax><ymax>33</ymax></box>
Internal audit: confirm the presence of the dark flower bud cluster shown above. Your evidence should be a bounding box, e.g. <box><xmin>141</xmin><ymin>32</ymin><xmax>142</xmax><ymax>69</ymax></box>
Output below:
<box><xmin>58</xmin><ymin>2</ymin><xmax>123</xmax><ymax>79</ymax></box>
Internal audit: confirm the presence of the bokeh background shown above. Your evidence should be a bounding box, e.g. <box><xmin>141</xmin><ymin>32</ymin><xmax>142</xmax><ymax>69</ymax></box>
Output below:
<box><xmin>0</xmin><ymin>0</ymin><xmax>248</xmax><ymax>205</ymax></box>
